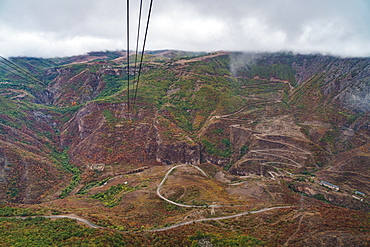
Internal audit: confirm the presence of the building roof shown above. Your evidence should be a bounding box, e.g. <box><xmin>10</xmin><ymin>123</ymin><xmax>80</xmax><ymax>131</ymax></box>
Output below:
<box><xmin>355</xmin><ymin>191</ymin><xmax>365</xmax><ymax>196</ymax></box>
<box><xmin>320</xmin><ymin>180</ymin><xmax>339</xmax><ymax>189</ymax></box>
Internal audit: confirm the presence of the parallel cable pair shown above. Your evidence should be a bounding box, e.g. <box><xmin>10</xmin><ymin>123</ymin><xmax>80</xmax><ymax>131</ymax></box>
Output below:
<box><xmin>125</xmin><ymin>0</ymin><xmax>154</xmax><ymax>118</ymax></box>
<box><xmin>0</xmin><ymin>56</ymin><xmax>43</xmax><ymax>85</ymax></box>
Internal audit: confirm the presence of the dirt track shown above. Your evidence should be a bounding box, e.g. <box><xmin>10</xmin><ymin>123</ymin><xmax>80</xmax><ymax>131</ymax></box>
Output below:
<box><xmin>13</xmin><ymin>163</ymin><xmax>294</xmax><ymax>232</ymax></box>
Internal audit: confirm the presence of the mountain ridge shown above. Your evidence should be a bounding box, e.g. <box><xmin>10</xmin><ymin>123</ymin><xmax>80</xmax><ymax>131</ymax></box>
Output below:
<box><xmin>0</xmin><ymin>50</ymin><xmax>369</xmax><ymax>246</ymax></box>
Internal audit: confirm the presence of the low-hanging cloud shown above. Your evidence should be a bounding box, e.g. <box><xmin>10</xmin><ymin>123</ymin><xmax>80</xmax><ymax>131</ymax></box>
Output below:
<box><xmin>0</xmin><ymin>0</ymin><xmax>369</xmax><ymax>57</ymax></box>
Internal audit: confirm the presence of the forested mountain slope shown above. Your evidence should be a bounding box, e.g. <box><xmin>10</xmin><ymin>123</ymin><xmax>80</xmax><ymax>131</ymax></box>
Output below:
<box><xmin>0</xmin><ymin>51</ymin><xmax>369</xmax><ymax>204</ymax></box>
<box><xmin>0</xmin><ymin>51</ymin><xmax>369</xmax><ymax>246</ymax></box>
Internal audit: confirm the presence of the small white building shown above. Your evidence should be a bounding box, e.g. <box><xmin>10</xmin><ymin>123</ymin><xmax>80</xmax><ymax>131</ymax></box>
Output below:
<box><xmin>352</xmin><ymin>195</ymin><xmax>363</xmax><ymax>201</ymax></box>
<box><xmin>355</xmin><ymin>191</ymin><xmax>365</xmax><ymax>197</ymax></box>
<box><xmin>320</xmin><ymin>180</ymin><xmax>339</xmax><ymax>191</ymax></box>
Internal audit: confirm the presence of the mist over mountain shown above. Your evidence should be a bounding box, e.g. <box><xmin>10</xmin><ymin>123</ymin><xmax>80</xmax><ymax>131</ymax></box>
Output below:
<box><xmin>1</xmin><ymin>0</ymin><xmax>370</xmax><ymax>57</ymax></box>
<box><xmin>0</xmin><ymin>50</ymin><xmax>369</xmax><ymax>246</ymax></box>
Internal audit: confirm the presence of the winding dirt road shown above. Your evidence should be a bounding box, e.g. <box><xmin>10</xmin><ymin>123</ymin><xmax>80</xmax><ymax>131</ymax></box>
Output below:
<box><xmin>12</xmin><ymin>164</ymin><xmax>294</xmax><ymax>233</ymax></box>
<box><xmin>147</xmin><ymin>205</ymin><xmax>293</xmax><ymax>232</ymax></box>
<box><xmin>16</xmin><ymin>214</ymin><xmax>101</xmax><ymax>229</ymax></box>
<box><xmin>15</xmin><ymin>206</ymin><xmax>293</xmax><ymax>233</ymax></box>
<box><xmin>156</xmin><ymin>164</ymin><xmax>211</xmax><ymax>208</ymax></box>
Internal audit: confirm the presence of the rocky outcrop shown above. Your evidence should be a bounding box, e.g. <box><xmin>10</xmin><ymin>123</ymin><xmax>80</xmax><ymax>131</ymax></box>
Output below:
<box><xmin>156</xmin><ymin>141</ymin><xmax>200</xmax><ymax>165</ymax></box>
<box><xmin>45</xmin><ymin>67</ymin><xmax>105</xmax><ymax>106</ymax></box>
<box><xmin>61</xmin><ymin>101</ymin><xmax>202</xmax><ymax>169</ymax></box>
<box><xmin>32</xmin><ymin>89</ymin><xmax>55</xmax><ymax>105</ymax></box>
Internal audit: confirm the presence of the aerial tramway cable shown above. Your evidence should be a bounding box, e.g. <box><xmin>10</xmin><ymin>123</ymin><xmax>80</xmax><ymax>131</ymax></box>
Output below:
<box><xmin>126</xmin><ymin>0</ymin><xmax>131</xmax><ymax>118</ymax></box>
<box><xmin>124</xmin><ymin>0</ymin><xmax>154</xmax><ymax>116</ymax></box>
<box><xmin>132</xmin><ymin>0</ymin><xmax>154</xmax><ymax>111</ymax></box>
<box><xmin>133</xmin><ymin>0</ymin><xmax>143</xmax><ymax>81</ymax></box>
<box><xmin>131</xmin><ymin>0</ymin><xmax>143</xmax><ymax>115</ymax></box>
<box><xmin>0</xmin><ymin>56</ymin><xmax>43</xmax><ymax>85</ymax></box>
<box><xmin>0</xmin><ymin>56</ymin><xmax>43</xmax><ymax>84</ymax></box>
<box><xmin>0</xmin><ymin>62</ymin><xmax>27</xmax><ymax>81</ymax></box>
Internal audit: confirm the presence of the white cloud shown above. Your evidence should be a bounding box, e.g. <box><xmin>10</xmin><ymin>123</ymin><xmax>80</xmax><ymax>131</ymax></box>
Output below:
<box><xmin>0</xmin><ymin>25</ymin><xmax>123</xmax><ymax>57</ymax></box>
<box><xmin>151</xmin><ymin>10</ymin><xmax>226</xmax><ymax>51</ymax></box>
<box><xmin>237</xmin><ymin>17</ymin><xmax>287</xmax><ymax>51</ymax></box>
<box><xmin>0</xmin><ymin>0</ymin><xmax>369</xmax><ymax>57</ymax></box>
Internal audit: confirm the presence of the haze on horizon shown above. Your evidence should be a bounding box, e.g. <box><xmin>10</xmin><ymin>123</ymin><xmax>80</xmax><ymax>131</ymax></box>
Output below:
<box><xmin>0</xmin><ymin>0</ymin><xmax>369</xmax><ymax>58</ymax></box>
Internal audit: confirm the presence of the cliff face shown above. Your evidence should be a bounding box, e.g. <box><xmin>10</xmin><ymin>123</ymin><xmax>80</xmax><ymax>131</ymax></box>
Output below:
<box><xmin>155</xmin><ymin>141</ymin><xmax>200</xmax><ymax>165</ymax></box>
<box><xmin>0</xmin><ymin>51</ymin><xmax>369</xmax><ymax>204</ymax></box>
<box><xmin>61</xmin><ymin>100</ymin><xmax>201</xmax><ymax>172</ymax></box>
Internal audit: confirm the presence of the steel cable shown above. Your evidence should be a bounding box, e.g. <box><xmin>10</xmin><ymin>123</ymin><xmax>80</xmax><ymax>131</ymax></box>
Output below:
<box><xmin>0</xmin><ymin>56</ymin><xmax>43</xmax><ymax>84</ymax></box>
<box><xmin>126</xmin><ymin>0</ymin><xmax>130</xmax><ymax>118</ymax></box>
<box><xmin>132</xmin><ymin>0</ymin><xmax>154</xmax><ymax>111</ymax></box>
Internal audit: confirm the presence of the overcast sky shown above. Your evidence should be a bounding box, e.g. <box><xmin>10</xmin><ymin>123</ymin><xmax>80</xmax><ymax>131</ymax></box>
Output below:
<box><xmin>0</xmin><ymin>0</ymin><xmax>369</xmax><ymax>58</ymax></box>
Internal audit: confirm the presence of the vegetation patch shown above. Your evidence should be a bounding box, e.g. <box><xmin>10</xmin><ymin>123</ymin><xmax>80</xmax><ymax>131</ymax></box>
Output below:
<box><xmin>202</xmin><ymin>139</ymin><xmax>233</xmax><ymax>158</ymax></box>
<box><xmin>97</xmin><ymin>74</ymin><xmax>127</xmax><ymax>100</ymax></box>
<box><xmin>102</xmin><ymin>109</ymin><xmax>118</xmax><ymax>124</ymax></box>
<box><xmin>49</xmin><ymin>149</ymin><xmax>80</xmax><ymax>199</ymax></box>
<box><xmin>90</xmin><ymin>183</ymin><xmax>138</xmax><ymax>207</ymax></box>
<box><xmin>311</xmin><ymin>193</ymin><xmax>330</xmax><ymax>203</ymax></box>
<box><xmin>189</xmin><ymin>231</ymin><xmax>265</xmax><ymax>247</ymax></box>
<box><xmin>0</xmin><ymin>217</ymin><xmax>125</xmax><ymax>246</ymax></box>
<box><xmin>77</xmin><ymin>177</ymin><xmax>111</xmax><ymax>195</ymax></box>
<box><xmin>0</xmin><ymin>206</ymin><xmax>38</xmax><ymax>217</ymax></box>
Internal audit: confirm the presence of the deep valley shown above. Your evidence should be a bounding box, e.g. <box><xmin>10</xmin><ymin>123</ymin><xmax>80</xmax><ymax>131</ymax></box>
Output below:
<box><xmin>0</xmin><ymin>50</ymin><xmax>369</xmax><ymax>246</ymax></box>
